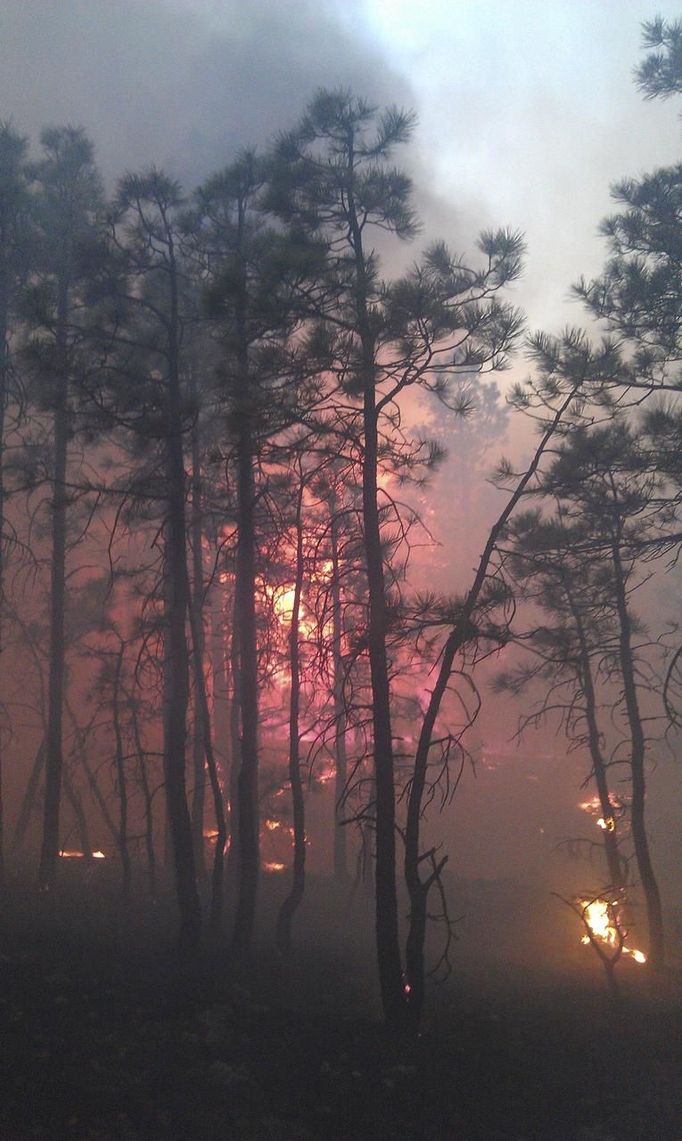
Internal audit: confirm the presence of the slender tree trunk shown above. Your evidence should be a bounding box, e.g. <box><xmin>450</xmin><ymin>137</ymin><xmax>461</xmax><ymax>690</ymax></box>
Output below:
<box><xmin>131</xmin><ymin>699</ymin><xmax>157</xmax><ymax>899</ymax></box>
<box><xmin>345</xmin><ymin>181</ymin><xmax>404</xmax><ymax>1028</ymax></box>
<box><xmin>189</xmin><ymin>373</ymin><xmax>207</xmax><ymax>877</ymax></box>
<box><xmin>330</xmin><ymin>498</ymin><xmax>349</xmax><ymax>883</ymax></box>
<box><xmin>571</xmin><ymin>608</ymin><xmax>625</xmax><ymax>893</ymax></box>
<box><xmin>186</xmin><ymin>568</ymin><xmax>227</xmax><ymax>936</ymax></box>
<box><xmin>611</xmin><ymin>537</ymin><xmax>665</xmax><ymax>969</ymax></box>
<box><xmin>226</xmin><ymin>617</ymin><xmax>241</xmax><ymax>888</ymax></box>
<box><xmin>62</xmin><ymin>767</ymin><xmax>93</xmax><ymax>860</ymax></box>
<box><xmin>402</xmin><ymin>401</ymin><xmax>574</xmax><ymax>1033</ymax></box>
<box><xmin>162</xmin><ymin>237</ymin><xmax>201</xmax><ymax>949</ymax></box>
<box><xmin>112</xmin><ymin>642</ymin><xmax>131</xmax><ymax>896</ymax></box>
<box><xmin>80</xmin><ymin>746</ymin><xmax>118</xmax><ymax>845</ymax></box>
<box><xmin>277</xmin><ymin>479</ymin><xmax>306</xmax><ymax>950</ymax></box>
<box><xmin>231</xmin><ymin>200</ymin><xmax>260</xmax><ymax>954</ymax></box>
<box><xmin>12</xmin><ymin>738</ymin><xmax>46</xmax><ymax>855</ymax></box>
<box><xmin>231</xmin><ymin>418</ymin><xmax>259</xmax><ymax>951</ymax></box>
<box><xmin>405</xmin><ymin>631</ymin><xmax>458</xmax><ymax>1032</ymax></box>
<box><xmin>0</xmin><ymin>278</ymin><xmax>8</xmax><ymax>885</ymax></box>
<box><xmin>38</xmin><ymin>278</ymin><xmax>69</xmax><ymax>891</ymax></box>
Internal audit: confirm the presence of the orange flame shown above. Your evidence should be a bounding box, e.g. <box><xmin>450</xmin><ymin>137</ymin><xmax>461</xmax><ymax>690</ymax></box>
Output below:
<box><xmin>578</xmin><ymin>897</ymin><xmax>646</xmax><ymax>964</ymax></box>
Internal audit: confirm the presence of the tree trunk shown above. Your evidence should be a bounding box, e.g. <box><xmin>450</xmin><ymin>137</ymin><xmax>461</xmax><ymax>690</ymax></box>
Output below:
<box><xmin>189</xmin><ymin>373</ymin><xmax>207</xmax><ymax>878</ymax></box>
<box><xmin>112</xmin><ymin>642</ymin><xmax>131</xmax><ymax>896</ymax></box>
<box><xmin>277</xmin><ymin>479</ymin><xmax>306</xmax><ymax>950</ymax></box>
<box><xmin>231</xmin><ymin>199</ymin><xmax>260</xmax><ymax>954</ymax></box>
<box><xmin>345</xmin><ymin>195</ymin><xmax>404</xmax><ymax>1024</ymax></box>
<box><xmin>225</xmin><ymin>617</ymin><xmax>241</xmax><ymax>888</ymax></box>
<box><xmin>38</xmin><ymin>278</ymin><xmax>69</xmax><ymax>891</ymax></box>
<box><xmin>611</xmin><ymin>537</ymin><xmax>665</xmax><ymax>969</ymax></box>
<box><xmin>11</xmin><ymin>737</ymin><xmax>45</xmax><ymax>855</ymax></box>
<box><xmin>62</xmin><ymin>767</ymin><xmax>93</xmax><ymax>860</ymax></box>
<box><xmin>330</xmin><ymin>497</ymin><xmax>349</xmax><ymax>883</ymax></box>
<box><xmin>231</xmin><ymin>416</ymin><xmax>260</xmax><ymax>951</ymax></box>
<box><xmin>131</xmin><ymin>699</ymin><xmax>157</xmax><ymax>899</ymax></box>
<box><xmin>571</xmin><ymin>608</ymin><xmax>625</xmax><ymax>893</ymax></box>
<box><xmin>186</xmin><ymin>568</ymin><xmax>227</xmax><ymax>937</ymax></box>
<box><xmin>0</xmin><ymin>277</ymin><xmax>7</xmax><ymax>885</ymax></box>
<box><xmin>162</xmin><ymin>239</ymin><xmax>201</xmax><ymax>949</ymax></box>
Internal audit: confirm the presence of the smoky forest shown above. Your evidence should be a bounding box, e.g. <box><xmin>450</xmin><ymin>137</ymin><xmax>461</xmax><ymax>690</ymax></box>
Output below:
<box><xmin>2</xmin><ymin>11</ymin><xmax>682</xmax><ymax>1141</ymax></box>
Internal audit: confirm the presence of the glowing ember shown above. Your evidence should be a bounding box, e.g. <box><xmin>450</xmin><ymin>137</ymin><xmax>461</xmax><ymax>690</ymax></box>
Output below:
<box><xmin>578</xmin><ymin>796</ymin><xmax>602</xmax><ymax>815</ymax></box>
<box><xmin>579</xmin><ymin>797</ymin><xmax>621</xmax><ymax>832</ymax></box>
<box><xmin>578</xmin><ymin>897</ymin><xmax>646</xmax><ymax>964</ymax></box>
<box><xmin>597</xmin><ymin>816</ymin><xmax>616</xmax><ymax>832</ymax></box>
<box><xmin>263</xmin><ymin>861</ymin><xmax>285</xmax><ymax>873</ymax></box>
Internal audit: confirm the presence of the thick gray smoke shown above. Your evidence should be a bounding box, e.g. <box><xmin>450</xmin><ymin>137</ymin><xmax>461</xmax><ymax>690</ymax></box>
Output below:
<box><xmin>0</xmin><ymin>0</ymin><xmax>411</xmax><ymax>182</ymax></box>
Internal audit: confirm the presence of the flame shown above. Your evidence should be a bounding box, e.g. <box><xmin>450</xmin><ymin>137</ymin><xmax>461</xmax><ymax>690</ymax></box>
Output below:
<box><xmin>578</xmin><ymin>897</ymin><xmax>646</xmax><ymax>964</ymax></box>
<box><xmin>580</xmin><ymin>898</ymin><xmax>618</xmax><ymax>947</ymax></box>
<box><xmin>597</xmin><ymin>816</ymin><xmax>616</xmax><ymax>832</ymax></box>
<box><xmin>60</xmin><ymin>849</ymin><xmax>106</xmax><ymax>860</ymax></box>
<box><xmin>263</xmin><ymin>861</ymin><xmax>285</xmax><ymax>873</ymax></box>
<box><xmin>578</xmin><ymin>796</ymin><xmax>602</xmax><ymax>815</ymax></box>
<box><xmin>274</xmin><ymin>585</ymin><xmax>297</xmax><ymax>624</ymax></box>
<box><xmin>579</xmin><ymin>797</ymin><xmax>620</xmax><ymax>831</ymax></box>
<box><xmin>264</xmin><ymin>818</ymin><xmax>281</xmax><ymax>832</ymax></box>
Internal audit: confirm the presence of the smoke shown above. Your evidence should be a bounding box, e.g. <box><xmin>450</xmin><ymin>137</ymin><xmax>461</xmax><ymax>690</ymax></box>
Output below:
<box><xmin>0</xmin><ymin>0</ymin><xmax>411</xmax><ymax>184</ymax></box>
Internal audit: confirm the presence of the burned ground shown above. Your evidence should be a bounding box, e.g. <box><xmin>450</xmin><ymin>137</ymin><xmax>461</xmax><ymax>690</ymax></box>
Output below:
<box><xmin>1</xmin><ymin>870</ymin><xmax>681</xmax><ymax>1140</ymax></box>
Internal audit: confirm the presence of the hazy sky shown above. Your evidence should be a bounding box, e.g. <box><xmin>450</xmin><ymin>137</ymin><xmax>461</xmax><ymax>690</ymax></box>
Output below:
<box><xmin>1</xmin><ymin>0</ymin><xmax>679</xmax><ymax>337</ymax></box>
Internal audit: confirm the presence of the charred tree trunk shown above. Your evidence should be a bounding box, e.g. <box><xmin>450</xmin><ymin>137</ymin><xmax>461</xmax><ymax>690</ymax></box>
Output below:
<box><xmin>403</xmin><ymin>394</ymin><xmax>576</xmax><ymax>1033</ymax></box>
<box><xmin>186</xmin><ymin>568</ymin><xmax>227</xmax><ymax>937</ymax></box>
<box><xmin>38</xmin><ymin>278</ymin><xmax>69</xmax><ymax>892</ymax></box>
<box><xmin>189</xmin><ymin>373</ymin><xmax>207</xmax><ymax>878</ymax></box>
<box><xmin>330</xmin><ymin>497</ymin><xmax>349</xmax><ymax>883</ymax></box>
<box><xmin>162</xmin><ymin>233</ymin><xmax>201</xmax><ymax>950</ymax></box>
<box><xmin>131</xmin><ymin>698</ymin><xmax>157</xmax><ymax>899</ymax></box>
<box><xmin>277</xmin><ymin>479</ymin><xmax>306</xmax><ymax>951</ymax></box>
<box><xmin>231</xmin><ymin>418</ymin><xmax>259</xmax><ymax>951</ymax></box>
<box><xmin>231</xmin><ymin>195</ymin><xmax>260</xmax><ymax>954</ymax></box>
<box><xmin>0</xmin><ymin>275</ymin><xmax>7</xmax><ymax>885</ymax></box>
<box><xmin>112</xmin><ymin>642</ymin><xmax>131</xmax><ymax>896</ymax></box>
<box><xmin>12</xmin><ymin>738</ymin><xmax>46</xmax><ymax>855</ymax></box>
<box><xmin>226</xmin><ymin>617</ymin><xmax>241</xmax><ymax>888</ymax></box>
<box><xmin>62</xmin><ymin>767</ymin><xmax>93</xmax><ymax>860</ymax></box>
<box><xmin>610</xmin><ymin>536</ymin><xmax>665</xmax><ymax>970</ymax></box>
<box><xmin>571</xmin><ymin>607</ymin><xmax>625</xmax><ymax>893</ymax></box>
<box><xmin>345</xmin><ymin>184</ymin><xmax>404</xmax><ymax>1030</ymax></box>
<box><xmin>405</xmin><ymin>631</ymin><xmax>458</xmax><ymax>1032</ymax></box>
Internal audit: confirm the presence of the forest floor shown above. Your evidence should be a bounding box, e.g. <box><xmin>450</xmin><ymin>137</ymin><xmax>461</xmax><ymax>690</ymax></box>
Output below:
<box><xmin>1</xmin><ymin>869</ymin><xmax>682</xmax><ymax>1140</ymax></box>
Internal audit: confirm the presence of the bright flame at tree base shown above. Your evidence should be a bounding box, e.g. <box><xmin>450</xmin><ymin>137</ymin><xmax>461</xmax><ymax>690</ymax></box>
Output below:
<box><xmin>578</xmin><ymin>897</ymin><xmax>646</xmax><ymax>964</ymax></box>
<box><xmin>59</xmin><ymin>849</ymin><xmax>106</xmax><ymax>859</ymax></box>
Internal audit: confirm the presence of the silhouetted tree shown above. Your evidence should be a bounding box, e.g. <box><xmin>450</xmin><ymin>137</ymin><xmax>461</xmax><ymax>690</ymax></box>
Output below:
<box><xmin>111</xmin><ymin>169</ymin><xmax>201</xmax><ymax>946</ymax></box>
<box><xmin>0</xmin><ymin>122</ymin><xmax>31</xmax><ymax>881</ymax></box>
<box><xmin>23</xmin><ymin>126</ymin><xmax>104</xmax><ymax>891</ymax></box>
<box><xmin>189</xmin><ymin>154</ymin><xmax>323</xmax><ymax>952</ymax></box>
<box><xmin>269</xmin><ymin>89</ymin><xmax>526</xmax><ymax>1031</ymax></box>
